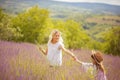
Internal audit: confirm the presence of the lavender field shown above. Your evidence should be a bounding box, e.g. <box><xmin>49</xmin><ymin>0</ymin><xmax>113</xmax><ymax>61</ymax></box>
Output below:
<box><xmin>0</xmin><ymin>41</ymin><xmax>120</xmax><ymax>80</ymax></box>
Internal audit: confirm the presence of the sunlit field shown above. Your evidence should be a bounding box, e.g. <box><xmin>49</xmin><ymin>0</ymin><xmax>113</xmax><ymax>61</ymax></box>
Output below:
<box><xmin>0</xmin><ymin>41</ymin><xmax>120</xmax><ymax>80</ymax></box>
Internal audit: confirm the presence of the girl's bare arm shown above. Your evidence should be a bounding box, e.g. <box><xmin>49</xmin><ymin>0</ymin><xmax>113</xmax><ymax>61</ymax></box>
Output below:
<box><xmin>76</xmin><ymin>59</ymin><xmax>82</xmax><ymax>65</ymax></box>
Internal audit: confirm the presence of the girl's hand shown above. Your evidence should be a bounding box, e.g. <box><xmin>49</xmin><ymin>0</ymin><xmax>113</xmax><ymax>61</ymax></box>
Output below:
<box><xmin>39</xmin><ymin>46</ymin><xmax>43</xmax><ymax>51</ymax></box>
<box><xmin>39</xmin><ymin>46</ymin><xmax>48</xmax><ymax>55</ymax></box>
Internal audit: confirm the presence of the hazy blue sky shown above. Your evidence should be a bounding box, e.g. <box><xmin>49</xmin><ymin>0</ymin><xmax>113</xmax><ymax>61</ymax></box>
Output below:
<box><xmin>53</xmin><ymin>0</ymin><xmax>120</xmax><ymax>5</ymax></box>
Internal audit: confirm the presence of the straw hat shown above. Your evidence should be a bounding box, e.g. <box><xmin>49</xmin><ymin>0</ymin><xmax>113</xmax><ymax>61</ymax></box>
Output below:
<box><xmin>91</xmin><ymin>51</ymin><xmax>103</xmax><ymax>64</ymax></box>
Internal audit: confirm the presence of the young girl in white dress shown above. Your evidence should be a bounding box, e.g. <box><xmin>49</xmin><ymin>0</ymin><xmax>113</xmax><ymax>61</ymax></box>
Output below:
<box><xmin>39</xmin><ymin>29</ymin><xmax>77</xmax><ymax>66</ymax></box>
<box><xmin>77</xmin><ymin>50</ymin><xmax>107</xmax><ymax>80</ymax></box>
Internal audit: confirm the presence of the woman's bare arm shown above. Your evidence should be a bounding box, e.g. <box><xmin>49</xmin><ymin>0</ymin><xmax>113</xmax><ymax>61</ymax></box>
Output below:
<box><xmin>59</xmin><ymin>45</ymin><xmax>77</xmax><ymax>60</ymax></box>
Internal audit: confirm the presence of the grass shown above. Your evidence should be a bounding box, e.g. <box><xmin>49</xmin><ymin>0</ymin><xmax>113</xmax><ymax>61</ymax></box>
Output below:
<box><xmin>0</xmin><ymin>41</ymin><xmax>120</xmax><ymax>80</ymax></box>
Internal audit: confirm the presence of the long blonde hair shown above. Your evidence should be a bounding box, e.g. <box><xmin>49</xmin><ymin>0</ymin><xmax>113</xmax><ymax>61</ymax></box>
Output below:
<box><xmin>48</xmin><ymin>29</ymin><xmax>63</xmax><ymax>44</ymax></box>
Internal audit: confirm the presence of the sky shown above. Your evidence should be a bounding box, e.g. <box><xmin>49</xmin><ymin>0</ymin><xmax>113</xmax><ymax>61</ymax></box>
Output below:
<box><xmin>53</xmin><ymin>0</ymin><xmax>120</xmax><ymax>5</ymax></box>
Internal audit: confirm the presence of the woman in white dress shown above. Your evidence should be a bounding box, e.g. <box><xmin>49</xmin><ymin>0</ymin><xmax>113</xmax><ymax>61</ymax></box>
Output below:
<box><xmin>39</xmin><ymin>29</ymin><xmax>77</xmax><ymax>66</ymax></box>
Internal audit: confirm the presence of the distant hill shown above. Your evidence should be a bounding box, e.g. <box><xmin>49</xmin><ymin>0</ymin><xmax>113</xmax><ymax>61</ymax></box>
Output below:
<box><xmin>0</xmin><ymin>0</ymin><xmax>119</xmax><ymax>38</ymax></box>
<box><xmin>0</xmin><ymin>0</ymin><xmax>120</xmax><ymax>17</ymax></box>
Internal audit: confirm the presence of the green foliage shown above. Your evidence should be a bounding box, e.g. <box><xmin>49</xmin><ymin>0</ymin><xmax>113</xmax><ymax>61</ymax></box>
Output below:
<box><xmin>1</xmin><ymin>6</ymin><xmax>119</xmax><ymax>55</ymax></box>
<box><xmin>65</xmin><ymin>20</ymin><xmax>90</xmax><ymax>48</ymax></box>
<box><xmin>0</xmin><ymin>9</ymin><xmax>22</xmax><ymax>41</ymax></box>
<box><xmin>1</xmin><ymin>6</ymin><xmax>91</xmax><ymax>48</ymax></box>
<box><xmin>11</xmin><ymin>6</ymin><xmax>52</xmax><ymax>43</ymax></box>
<box><xmin>52</xmin><ymin>20</ymin><xmax>90</xmax><ymax>48</ymax></box>
<box><xmin>85</xmin><ymin>39</ymin><xmax>103</xmax><ymax>50</ymax></box>
<box><xmin>103</xmin><ymin>27</ymin><xmax>120</xmax><ymax>55</ymax></box>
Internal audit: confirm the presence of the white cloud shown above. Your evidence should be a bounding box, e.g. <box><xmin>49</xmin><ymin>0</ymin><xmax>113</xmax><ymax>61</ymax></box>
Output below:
<box><xmin>53</xmin><ymin>0</ymin><xmax>120</xmax><ymax>5</ymax></box>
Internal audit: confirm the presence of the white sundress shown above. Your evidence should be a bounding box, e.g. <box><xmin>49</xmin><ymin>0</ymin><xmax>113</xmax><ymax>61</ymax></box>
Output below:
<box><xmin>47</xmin><ymin>41</ymin><xmax>64</xmax><ymax>66</ymax></box>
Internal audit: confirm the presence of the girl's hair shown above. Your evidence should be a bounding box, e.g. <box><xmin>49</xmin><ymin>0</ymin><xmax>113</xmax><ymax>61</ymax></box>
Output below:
<box><xmin>91</xmin><ymin>51</ymin><xmax>106</xmax><ymax>74</ymax></box>
<box><xmin>48</xmin><ymin>29</ymin><xmax>63</xmax><ymax>44</ymax></box>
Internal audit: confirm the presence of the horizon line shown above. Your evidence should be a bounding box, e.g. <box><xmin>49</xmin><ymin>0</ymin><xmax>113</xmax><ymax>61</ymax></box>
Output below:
<box><xmin>52</xmin><ymin>0</ymin><xmax>120</xmax><ymax>6</ymax></box>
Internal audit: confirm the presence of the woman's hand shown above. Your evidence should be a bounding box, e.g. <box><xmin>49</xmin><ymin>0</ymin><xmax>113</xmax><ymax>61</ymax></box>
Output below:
<box><xmin>39</xmin><ymin>46</ymin><xmax>43</xmax><ymax>51</ymax></box>
<box><xmin>38</xmin><ymin>46</ymin><xmax>48</xmax><ymax>55</ymax></box>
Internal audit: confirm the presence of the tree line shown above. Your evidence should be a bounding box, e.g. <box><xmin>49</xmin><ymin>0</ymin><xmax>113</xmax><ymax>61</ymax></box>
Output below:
<box><xmin>0</xmin><ymin>6</ymin><xmax>120</xmax><ymax>55</ymax></box>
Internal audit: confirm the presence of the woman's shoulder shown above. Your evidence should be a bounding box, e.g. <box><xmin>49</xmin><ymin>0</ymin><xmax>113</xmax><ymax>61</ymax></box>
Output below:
<box><xmin>58</xmin><ymin>41</ymin><xmax>64</xmax><ymax>46</ymax></box>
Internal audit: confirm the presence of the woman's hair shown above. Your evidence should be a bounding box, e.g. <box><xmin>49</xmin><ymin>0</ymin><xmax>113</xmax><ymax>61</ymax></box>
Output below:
<box><xmin>91</xmin><ymin>51</ymin><xmax>106</xmax><ymax>74</ymax></box>
<box><xmin>48</xmin><ymin>29</ymin><xmax>63</xmax><ymax>44</ymax></box>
